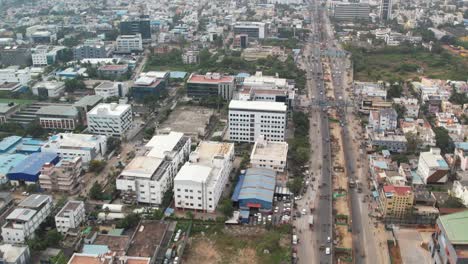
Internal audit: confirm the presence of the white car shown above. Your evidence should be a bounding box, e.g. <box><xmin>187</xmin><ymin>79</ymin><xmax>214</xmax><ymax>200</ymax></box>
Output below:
<box><xmin>274</xmin><ymin>206</ymin><xmax>279</xmax><ymax>213</ymax></box>
<box><xmin>301</xmin><ymin>209</ymin><xmax>307</xmax><ymax>215</ymax></box>
<box><xmin>325</xmin><ymin>247</ymin><xmax>331</xmax><ymax>255</ymax></box>
<box><xmin>267</xmin><ymin>215</ymin><xmax>272</xmax><ymax>221</ymax></box>
<box><xmin>327</xmin><ymin>236</ymin><xmax>331</xmax><ymax>243</ymax></box>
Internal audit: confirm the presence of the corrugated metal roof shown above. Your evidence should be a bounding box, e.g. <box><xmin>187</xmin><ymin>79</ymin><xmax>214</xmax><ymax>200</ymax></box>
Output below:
<box><xmin>8</xmin><ymin>152</ymin><xmax>58</xmax><ymax>176</ymax></box>
<box><xmin>235</xmin><ymin>168</ymin><xmax>275</xmax><ymax>203</ymax></box>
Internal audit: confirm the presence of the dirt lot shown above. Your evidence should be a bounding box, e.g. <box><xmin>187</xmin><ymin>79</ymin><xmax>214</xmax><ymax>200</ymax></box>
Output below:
<box><xmin>160</xmin><ymin>105</ymin><xmax>214</xmax><ymax>141</ymax></box>
<box><xmin>388</xmin><ymin>241</ymin><xmax>403</xmax><ymax>264</ymax></box>
<box><xmin>183</xmin><ymin>226</ymin><xmax>290</xmax><ymax>264</ymax></box>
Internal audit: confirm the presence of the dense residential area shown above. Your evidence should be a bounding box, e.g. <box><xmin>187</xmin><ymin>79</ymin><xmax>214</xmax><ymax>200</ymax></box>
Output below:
<box><xmin>0</xmin><ymin>0</ymin><xmax>467</xmax><ymax>263</ymax></box>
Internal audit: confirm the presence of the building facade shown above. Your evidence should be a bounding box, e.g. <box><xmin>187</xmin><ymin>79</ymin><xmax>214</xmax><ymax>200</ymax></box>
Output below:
<box><xmin>116</xmin><ymin>34</ymin><xmax>143</xmax><ymax>53</ymax></box>
<box><xmin>333</xmin><ymin>3</ymin><xmax>370</xmax><ymax>20</ymax></box>
<box><xmin>94</xmin><ymin>82</ymin><xmax>128</xmax><ymax>99</ymax></box>
<box><xmin>36</xmin><ymin>105</ymin><xmax>80</xmax><ymax>130</ymax></box>
<box><xmin>87</xmin><ymin>103</ymin><xmax>133</xmax><ymax>137</ymax></box>
<box><xmin>380</xmin><ymin>185</ymin><xmax>414</xmax><ymax>218</ymax></box>
<box><xmin>186</xmin><ymin>73</ymin><xmax>235</xmax><ymax>100</ymax></box>
<box><xmin>174</xmin><ymin>141</ymin><xmax>235</xmax><ymax>212</ymax></box>
<box><xmin>228</xmin><ymin>100</ymin><xmax>287</xmax><ymax>143</ymax></box>
<box><xmin>0</xmin><ymin>244</ymin><xmax>30</xmax><ymax>264</ymax></box>
<box><xmin>416</xmin><ymin>148</ymin><xmax>449</xmax><ymax>183</ymax></box>
<box><xmin>39</xmin><ymin>157</ymin><xmax>83</xmax><ymax>194</ymax></box>
<box><xmin>233</xmin><ymin>22</ymin><xmax>266</xmax><ymax>39</ymax></box>
<box><xmin>55</xmin><ymin>200</ymin><xmax>85</xmax><ymax>234</ymax></box>
<box><xmin>250</xmin><ymin>136</ymin><xmax>288</xmax><ymax>172</ymax></box>
<box><xmin>120</xmin><ymin>17</ymin><xmax>151</xmax><ymax>40</ymax></box>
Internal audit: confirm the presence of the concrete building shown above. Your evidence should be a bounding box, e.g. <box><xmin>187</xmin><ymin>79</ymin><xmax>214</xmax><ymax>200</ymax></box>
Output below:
<box><xmin>368</xmin><ymin>108</ymin><xmax>398</xmax><ymax>132</ymax></box>
<box><xmin>36</xmin><ymin>105</ymin><xmax>80</xmax><ymax>130</ymax></box>
<box><xmin>97</xmin><ymin>64</ymin><xmax>129</xmax><ymax>79</ymax></box>
<box><xmin>55</xmin><ymin>200</ymin><xmax>85</xmax><ymax>234</ymax></box>
<box><xmin>41</xmin><ymin>133</ymin><xmax>107</xmax><ymax>165</ymax></box>
<box><xmin>233</xmin><ymin>22</ymin><xmax>266</xmax><ymax>39</ymax></box>
<box><xmin>369</xmin><ymin>132</ymin><xmax>407</xmax><ymax>153</ymax></box>
<box><xmin>231</xmin><ymin>168</ymin><xmax>276</xmax><ymax>211</ymax></box>
<box><xmin>32</xmin><ymin>81</ymin><xmax>65</xmax><ymax>99</ymax></box>
<box><xmin>39</xmin><ymin>157</ymin><xmax>83</xmax><ymax>194</ymax></box>
<box><xmin>31</xmin><ymin>45</ymin><xmax>65</xmax><ymax>66</ymax></box>
<box><xmin>429</xmin><ymin>211</ymin><xmax>468</xmax><ymax>264</ymax></box>
<box><xmin>120</xmin><ymin>17</ymin><xmax>151</xmax><ymax>40</ymax></box>
<box><xmin>333</xmin><ymin>3</ymin><xmax>370</xmax><ymax>20</ymax></box>
<box><xmin>116</xmin><ymin>132</ymin><xmax>191</xmax><ymax>205</ymax></box>
<box><xmin>68</xmin><ymin>254</ymin><xmax>150</xmax><ymax>264</ymax></box>
<box><xmin>452</xmin><ymin>177</ymin><xmax>468</xmax><ymax>207</ymax></box>
<box><xmin>380</xmin><ymin>185</ymin><xmax>414</xmax><ymax>218</ymax></box>
<box><xmin>454</xmin><ymin>142</ymin><xmax>468</xmax><ymax>171</ymax></box>
<box><xmin>392</xmin><ymin>98</ymin><xmax>419</xmax><ymax>118</ymax></box>
<box><xmin>7</xmin><ymin>152</ymin><xmax>60</xmax><ymax>185</ymax></box>
<box><xmin>94</xmin><ymin>82</ymin><xmax>128</xmax><ymax>99</ymax></box>
<box><xmin>116</xmin><ymin>34</ymin><xmax>143</xmax><ymax>53</ymax></box>
<box><xmin>174</xmin><ymin>141</ymin><xmax>235</xmax><ymax>212</ymax></box>
<box><xmin>182</xmin><ymin>49</ymin><xmax>199</xmax><ymax>64</ymax></box>
<box><xmin>0</xmin><ymin>103</ymin><xmax>20</xmax><ymax>124</ymax></box>
<box><xmin>0</xmin><ymin>244</ymin><xmax>30</xmax><ymax>264</ymax></box>
<box><xmin>186</xmin><ymin>73</ymin><xmax>235</xmax><ymax>100</ymax></box>
<box><xmin>228</xmin><ymin>100</ymin><xmax>287</xmax><ymax>143</ymax></box>
<box><xmin>381</xmin><ymin>0</ymin><xmax>392</xmax><ymax>20</ymax></box>
<box><xmin>233</xmin><ymin>34</ymin><xmax>248</xmax><ymax>49</ymax></box>
<box><xmin>131</xmin><ymin>73</ymin><xmax>167</xmax><ymax>102</ymax></box>
<box><xmin>1</xmin><ymin>194</ymin><xmax>53</xmax><ymax>243</ymax></box>
<box><xmin>0</xmin><ymin>67</ymin><xmax>31</xmax><ymax>86</ymax></box>
<box><xmin>435</xmin><ymin>112</ymin><xmax>463</xmax><ymax>135</ymax></box>
<box><xmin>87</xmin><ymin>103</ymin><xmax>133</xmax><ymax>137</ymax></box>
<box><xmin>73</xmin><ymin>41</ymin><xmax>109</xmax><ymax>60</ymax></box>
<box><xmin>0</xmin><ymin>46</ymin><xmax>31</xmax><ymax>66</ymax></box>
<box><xmin>250</xmin><ymin>136</ymin><xmax>288</xmax><ymax>172</ymax></box>
<box><xmin>417</xmin><ymin>148</ymin><xmax>449</xmax><ymax>184</ymax></box>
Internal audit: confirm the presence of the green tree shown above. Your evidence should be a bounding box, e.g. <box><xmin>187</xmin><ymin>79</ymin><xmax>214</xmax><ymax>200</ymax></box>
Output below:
<box><xmin>89</xmin><ymin>182</ymin><xmax>104</xmax><ymax>200</ymax></box>
<box><xmin>287</xmin><ymin>177</ymin><xmax>303</xmax><ymax>195</ymax></box>
<box><xmin>106</xmin><ymin>137</ymin><xmax>121</xmax><ymax>154</ymax></box>
<box><xmin>64</xmin><ymin>78</ymin><xmax>86</xmax><ymax>93</ymax></box>
<box><xmin>405</xmin><ymin>132</ymin><xmax>422</xmax><ymax>154</ymax></box>
<box><xmin>387</xmin><ymin>84</ymin><xmax>403</xmax><ymax>99</ymax></box>
<box><xmin>89</xmin><ymin>160</ymin><xmax>106</xmax><ymax>173</ymax></box>
<box><xmin>116</xmin><ymin>213</ymin><xmax>141</xmax><ymax>229</ymax></box>
<box><xmin>45</xmin><ymin>229</ymin><xmax>62</xmax><ymax>247</ymax></box>
<box><xmin>25</xmin><ymin>121</ymin><xmax>46</xmax><ymax>138</ymax></box>
<box><xmin>219</xmin><ymin>198</ymin><xmax>234</xmax><ymax>218</ymax></box>
<box><xmin>143</xmin><ymin>94</ymin><xmax>160</xmax><ymax>112</ymax></box>
<box><xmin>433</xmin><ymin>127</ymin><xmax>454</xmax><ymax>154</ymax></box>
<box><xmin>449</xmin><ymin>88</ymin><xmax>468</xmax><ymax>105</ymax></box>
<box><xmin>441</xmin><ymin>196</ymin><xmax>466</xmax><ymax>208</ymax></box>
<box><xmin>198</xmin><ymin>48</ymin><xmax>212</xmax><ymax>68</ymax></box>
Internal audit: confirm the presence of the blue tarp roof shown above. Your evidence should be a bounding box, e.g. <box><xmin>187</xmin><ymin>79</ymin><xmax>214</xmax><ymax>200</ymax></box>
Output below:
<box><xmin>232</xmin><ymin>168</ymin><xmax>275</xmax><ymax>203</ymax></box>
<box><xmin>8</xmin><ymin>152</ymin><xmax>59</xmax><ymax>176</ymax></box>
<box><xmin>374</xmin><ymin>161</ymin><xmax>388</xmax><ymax>170</ymax></box>
<box><xmin>437</xmin><ymin>159</ymin><xmax>448</xmax><ymax>168</ymax></box>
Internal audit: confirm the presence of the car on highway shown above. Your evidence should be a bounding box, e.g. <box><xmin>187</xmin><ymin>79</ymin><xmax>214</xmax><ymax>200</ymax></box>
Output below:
<box><xmin>327</xmin><ymin>236</ymin><xmax>331</xmax><ymax>243</ymax></box>
<box><xmin>325</xmin><ymin>247</ymin><xmax>331</xmax><ymax>255</ymax></box>
<box><xmin>301</xmin><ymin>209</ymin><xmax>307</xmax><ymax>215</ymax></box>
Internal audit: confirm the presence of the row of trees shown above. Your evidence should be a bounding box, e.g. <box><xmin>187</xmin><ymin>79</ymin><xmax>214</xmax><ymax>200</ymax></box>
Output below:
<box><xmin>287</xmin><ymin>112</ymin><xmax>311</xmax><ymax>195</ymax></box>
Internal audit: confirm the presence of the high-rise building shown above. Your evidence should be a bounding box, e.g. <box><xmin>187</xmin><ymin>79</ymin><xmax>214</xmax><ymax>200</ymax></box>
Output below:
<box><xmin>380</xmin><ymin>0</ymin><xmax>392</xmax><ymax>20</ymax></box>
<box><xmin>233</xmin><ymin>22</ymin><xmax>266</xmax><ymax>39</ymax></box>
<box><xmin>116</xmin><ymin>34</ymin><xmax>143</xmax><ymax>53</ymax></box>
<box><xmin>333</xmin><ymin>3</ymin><xmax>370</xmax><ymax>20</ymax></box>
<box><xmin>87</xmin><ymin>103</ymin><xmax>133</xmax><ymax>138</ymax></box>
<box><xmin>120</xmin><ymin>16</ymin><xmax>151</xmax><ymax>40</ymax></box>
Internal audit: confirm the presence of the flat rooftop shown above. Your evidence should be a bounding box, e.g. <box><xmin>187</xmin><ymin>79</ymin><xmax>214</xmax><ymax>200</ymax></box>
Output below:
<box><xmin>251</xmin><ymin>140</ymin><xmax>288</xmax><ymax>161</ymax></box>
<box><xmin>18</xmin><ymin>194</ymin><xmax>51</xmax><ymax>208</ymax></box>
<box><xmin>188</xmin><ymin>74</ymin><xmax>234</xmax><ymax>84</ymax></box>
<box><xmin>0</xmin><ymin>244</ymin><xmax>28</xmax><ymax>262</ymax></box>
<box><xmin>145</xmin><ymin>132</ymin><xmax>185</xmax><ymax>159</ymax></box>
<box><xmin>229</xmin><ymin>100</ymin><xmax>287</xmax><ymax>113</ymax></box>
<box><xmin>46</xmin><ymin>133</ymin><xmax>106</xmax><ymax>149</ymax></box>
<box><xmin>120</xmin><ymin>156</ymin><xmax>163</xmax><ymax>179</ymax></box>
<box><xmin>68</xmin><ymin>254</ymin><xmax>150</xmax><ymax>264</ymax></box>
<box><xmin>36</xmin><ymin>105</ymin><xmax>78</xmax><ymax>117</ymax></box>
<box><xmin>93</xmin><ymin>234</ymin><xmax>130</xmax><ymax>256</ymax></box>
<box><xmin>126</xmin><ymin>220</ymin><xmax>169</xmax><ymax>258</ymax></box>
<box><xmin>88</xmin><ymin>103</ymin><xmax>131</xmax><ymax>116</ymax></box>
<box><xmin>56</xmin><ymin>200</ymin><xmax>83</xmax><ymax>218</ymax></box>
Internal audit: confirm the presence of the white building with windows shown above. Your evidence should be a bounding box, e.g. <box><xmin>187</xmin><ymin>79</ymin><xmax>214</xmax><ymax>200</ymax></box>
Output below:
<box><xmin>1</xmin><ymin>194</ymin><xmax>53</xmax><ymax>243</ymax></box>
<box><xmin>228</xmin><ymin>100</ymin><xmax>287</xmax><ymax>143</ymax></box>
<box><xmin>94</xmin><ymin>82</ymin><xmax>128</xmax><ymax>99</ymax></box>
<box><xmin>116</xmin><ymin>34</ymin><xmax>143</xmax><ymax>53</ymax></box>
<box><xmin>0</xmin><ymin>67</ymin><xmax>31</xmax><ymax>86</ymax></box>
<box><xmin>174</xmin><ymin>141</ymin><xmax>234</xmax><ymax>212</ymax></box>
<box><xmin>87</xmin><ymin>103</ymin><xmax>133</xmax><ymax>137</ymax></box>
<box><xmin>116</xmin><ymin>132</ymin><xmax>191</xmax><ymax>205</ymax></box>
<box><xmin>55</xmin><ymin>200</ymin><xmax>85</xmax><ymax>234</ymax></box>
<box><xmin>416</xmin><ymin>148</ymin><xmax>450</xmax><ymax>184</ymax></box>
<box><xmin>250</xmin><ymin>136</ymin><xmax>288</xmax><ymax>172</ymax></box>
<box><xmin>41</xmin><ymin>133</ymin><xmax>107</xmax><ymax>165</ymax></box>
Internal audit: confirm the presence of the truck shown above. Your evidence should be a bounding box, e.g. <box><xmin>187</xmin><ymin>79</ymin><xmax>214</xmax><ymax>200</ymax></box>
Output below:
<box><xmin>348</xmin><ymin>179</ymin><xmax>356</xmax><ymax>188</ymax></box>
<box><xmin>308</xmin><ymin>215</ymin><xmax>314</xmax><ymax>228</ymax></box>
<box><xmin>310</xmin><ymin>200</ymin><xmax>315</xmax><ymax>213</ymax></box>
<box><xmin>356</xmin><ymin>180</ymin><xmax>363</xmax><ymax>193</ymax></box>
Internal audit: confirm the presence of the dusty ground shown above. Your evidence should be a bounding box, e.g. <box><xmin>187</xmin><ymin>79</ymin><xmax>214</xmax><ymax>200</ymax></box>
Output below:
<box><xmin>336</xmin><ymin>225</ymin><xmax>353</xmax><ymax>249</ymax></box>
<box><xmin>184</xmin><ymin>237</ymin><xmax>223</xmax><ymax>264</ymax></box>
<box><xmin>388</xmin><ymin>242</ymin><xmax>403</xmax><ymax>264</ymax></box>
<box><xmin>394</xmin><ymin>228</ymin><xmax>431</xmax><ymax>264</ymax></box>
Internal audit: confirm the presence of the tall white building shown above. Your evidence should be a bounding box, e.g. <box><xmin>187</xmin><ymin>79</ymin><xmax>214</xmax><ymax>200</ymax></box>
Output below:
<box><xmin>87</xmin><ymin>103</ymin><xmax>133</xmax><ymax>137</ymax></box>
<box><xmin>116</xmin><ymin>34</ymin><xmax>143</xmax><ymax>53</ymax></box>
<box><xmin>174</xmin><ymin>141</ymin><xmax>235</xmax><ymax>212</ymax></box>
<box><xmin>55</xmin><ymin>200</ymin><xmax>85</xmax><ymax>234</ymax></box>
<box><xmin>228</xmin><ymin>100</ymin><xmax>287</xmax><ymax>143</ymax></box>
<box><xmin>250</xmin><ymin>136</ymin><xmax>288</xmax><ymax>172</ymax></box>
<box><xmin>116</xmin><ymin>132</ymin><xmax>191</xmax><ymax>205</ymax></box>
<box><xmin>1</xmin><ymin>194</ymin><xmax>53</xmax><ymax>243</ymax></box>
<box><xmin>31</xmin><ymin>45</ymin><xmax>65</xmax><ymax>66</ymax></box>
<box><xmin>41</xmin><ymin>133</ymin><xmax>107</xmax><ymax>165</ymax></box>
<box><xmin>0</xmin><ymin>67</ymin><xmax>31</xmax><ymax>86</ymax></box>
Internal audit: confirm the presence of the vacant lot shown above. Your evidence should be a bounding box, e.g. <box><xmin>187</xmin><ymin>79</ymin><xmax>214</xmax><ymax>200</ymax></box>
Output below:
<box><xmin>394</xmin><ymin>228</ymin><xmax>431</xmax><ymax>264</ymax></box>
<box><xmin>348</xmin><ymin>46</ymin><xmax>468</xmax><ymax>81</ymax></box>
<box><xmin>184</xmin><ymin>225</ymin><xmax>291</xmax><ymax>264</ymax></box>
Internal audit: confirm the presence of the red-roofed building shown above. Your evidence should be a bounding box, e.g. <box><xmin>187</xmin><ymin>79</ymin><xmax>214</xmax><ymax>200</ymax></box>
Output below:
<box><xmin>98</xmin><ymin>64</ymin><xmax>129</xmax><ymax>79</ymax></box>
<box><xmin>380</xmin><ymin>185</ymin><xmax>414</xmax><ymax>218</ymax></box>
<box><xmin>186</xmin><ymin>73</ymin><xmax>235</xmax><ymax>100</ymax></box>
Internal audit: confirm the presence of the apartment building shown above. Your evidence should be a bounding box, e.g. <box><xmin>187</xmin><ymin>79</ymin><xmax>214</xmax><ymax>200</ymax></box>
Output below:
<box><xmin>368</xmin><ymin>108</ymin><xmax>398</xmax><ymax>132</ymax></box>
<box><xmin>250</xmin><ymin>136</ymin><xmax>288</xmax><ymax>172</ymax></box>
<box><xmin>32</xmin><ymin>81</ymin><xmax>65</xmax><ymax>99</ymax></box>
<box><xmin>36</xmin><ymin>105</ymin><xmax>80</xmax><ymax>130</ymax></box>
<box><xmin>380</xmin><ymin>185</ymin><xmax>414</xmax><ymax>218</ymax></box>
<box><xmin>120</xmin><ymin>17</ymin><xmax>151</xmax><ymax>40</ymax></box>
<box><xmin>369</xmin><ymin>132</ymin><xmax>407</xmax><ymax>153</ymax></box>
<box><xmin>392</xmin><ymin>98</ymin><xmax>419</xmax><ymax>118</ymax></box>
<box><xmin>55</xmin><ymin>200</ymin><xmax>85</xmax><ymax>234</ymax></box>
<box><xmin>429</xmin><ymin>211</ymin><xmax>468</xmax><ymax>264</ymax></box>
<box><xmin>182</xmin><ymin>49</ymin><xmax>199</xmax><ymax>64</ymax></box>
<box><xmin>116</xmin><ymin>132</ymin><xmax>191</xmax><ymax>205</ymax></box>
<box><xmin>228</xmin><ymin>100</ymin><xmax>287</xmax><ymax>143</ymax></box>
<box><xmin>94</xmin><ymin>82</ymin><xmax>128</xmax><ymax>99</ymax></box>
<box><xmin>1</xmin><ymin>194</ymin><xmax>53</xmax><ymax>243</ymax></box>
<box><xmin>186</xmin><ymin>73</ymin><xmax>235</xmax><ymax>100</ymax></box>
<box><xmin>233</xmin><ymin>22</ymin><xmax>266</xmax><ymax>39</ymax></box>
<box><xmin>381</xmin><ymin>0</ymin><xmax>393</xmax><ymax>20</ymax></box>
<box><xmin>41</xmin><ymin>133</ymin><xmax>107</xmax><ymax>165</ymax></box>
<box><xmin>174</xmin><ymin>141</ymin><xmax>235</xmax><ymax>212</ymax></box>
<box><xmin>0</xmin><ymin>244</ymin><xmax>30</xmax><ymax>264</ymax></box>
<box><xmin>31</xmin><ymin>45</ymin><xmax>65</xmax><ymax>66</ymax></box>
<box><xmin>435</xmin><ymin>112</ymin><xmax>463</xmax><ymax>135</ymax></box>
<box><xmin>87</xmin><ymin>103</ymin><xmax>133</xmax><ymax>137</ymax></box>
<box><xmin>454</xmin><ymin>142</ymin><xmax>468</xmax><ymax>171</ymax></box>
<box><xmin>73</xmin><ymin>41</ymin><xmax>109</xmax><ymax>60</ymax></box>
<box><xmin>333</xmin><ymin>3</ymin><xmax>370</xmax><ymax>20</ymax></box>
<box><xmin>416</xmin><ymin>148</ymin><xmax>449</xmax><ymax>184</ymax></box>
<box><xmin>0</xmin><ymin>67</ymin><xmax>31</xmax><ymax>86</ymax></box>
<box><xmin>116</xmin><ymin>34</ymin><xmax>143</xmax><ymax>53</ymax></box>
<box><xmin>39</xmin><ymin>157</ymin><xmax>83</xmax><ymax>194</ymax></box>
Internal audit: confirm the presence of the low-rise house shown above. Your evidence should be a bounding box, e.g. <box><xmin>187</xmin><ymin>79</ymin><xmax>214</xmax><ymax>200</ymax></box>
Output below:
<box><xmin>55</xmin><ymin>200</ymin><xmax>85</xmax><ymax>234</ymax></box>
<box><xmin>435</xmin><ymin>112</ymin><xmax>463</xmax><ymax>135</ymax></box>
<box><xmin>393</xmin><ymin>97</ymin><xmax>419</xmax><ymax>118</ymax></box>
<box><xmin>1</xmin><ymin>194</ymin><xmax>53</xmax><ymax>243</ymax></box>
<box><xmin>399</xmin><ymin>118</ymin><xmax>436</xmax><ymax>147</ymax></box>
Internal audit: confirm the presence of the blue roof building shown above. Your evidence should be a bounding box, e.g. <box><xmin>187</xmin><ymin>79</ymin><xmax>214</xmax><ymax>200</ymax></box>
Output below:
<box><xmin>0</xmin><ymin>136</ymin><xmax>45</xmax><ymax>154</ymax></box>
<box><xmin>0</xmin><ymin>154</ymin><xmax>28</xmax><ymax>184</ymax></box>
<box><xmin>7</xmin><ymin>152</ymin><xmax>59</xmax><ymax>184</ymax></box>
<box><xmin>0</xmin><ymin>136</ymin><xmax>22</xmax><ymax>154</ymax></box>
<box><xmin>232</xmin><ymin>168</ymin><xmax>276</xmax><ymax>211</ymax></box>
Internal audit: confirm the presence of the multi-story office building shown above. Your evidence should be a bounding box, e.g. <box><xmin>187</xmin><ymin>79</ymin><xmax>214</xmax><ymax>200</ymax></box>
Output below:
<box><xmin>0</xmin><ymin>67</ymin><xmax>31</xmax><ymax>86</ymax></box>
<box><xmin>369</xmin><ymin>132</ymin><xmax>407</xmax><ymax>153</ymax></box>
<box><xmin>73</xmin><ymin>41</ymin><xmax>109</xmax><ymax>60</ymax></box>
<box><xmin>250</xmin><ymin>136</ymin><xmax>288</xmax><ymax>172</ymax></box>
<box><xmin>41</xmin><ymin>133</ymin><xmax>107</xmax><ymax>165</ymax></box>
<box><xmin>228</xmin><ymin>100</ymin><xmax>287</xmax><ymax>143</ymax></box>
<box><xmin>174</xmin><ymin>141</ymin><xmax>234</xmax><ymax>213</ymax></box>
<box><xmin>233</xmin><ymin>22</ymin><xmax>266</xmax><ymax>39</ymax></box>
<box><xmin>416</xmin><ymin>148</ymin><xmax>449</xmax><ymax>184</ymax></box>
<box><xmin>115</xmin><ymin>34</ymin><xmax>143</xmax><ymax>53</ymax></box>
<box><xmin>1</xmin><ymin>194</ymin><xmax>53</xmax><ymax>243</ymax></box>
<box><xmin>380</xmin><ymin>185</ymin><xmax>414</xmax><ymax>218</ymax></box>
<box><xmin>333</xmin><ymin>3</ymin><xmax>370</xmax><ymax>20</ymax></box>
<box><xmin>429</xmin><ymin>211</ymin><xmax>468</xmax><ymax>264</ymax></box>
<box><xmin>87</xmin><ymin>103</ymin><xmax>133</xmax><ymax>138</ymax></box>
<box><xmin>0</xmin><ymin>46</ymin><xmax>31</xmax><ymax>67</ymax></box>
<box><xmin>31</xmin><ymin>45</ymin><xmax>65</xmax><ymax>66</ymax></box>
<box><xmin>97</xmin><ymin>64</ymin><xmax>129</xmax><ymax>79</ymax></box>
<box><xmin>120</xmin><ymin>16</ymin><xmax>151</xmax><ymax>40</ymax></box>
<box><xmin>186</xmin><ymin>73</ymin><xmax>235</xmax><ymax>100</ymax></box>
<box><xmin>36</xmin><ymin>105</ymin><xmax>80</xmax><ymax>130</ymax></box>
<box><xmin>39</xmin><ymin>157</ymin><xmax>83</xmax><ymax>194</ymax></box>
<box><xmin>117</xmin><ymin>132</ymin><xmax>191</xmax><ymax>205</ymax></box>
<box><xmin>55</xmin><ymin>200</ymin><xmax>85</xmax><ymax>234</ymax></box>
<box><xmin>31</xmin><ymin>81</ymin><xmax>65</xmax><ymax>99</ymax></box>
<box><xmin>131</xmin><ymin>72</ymin><xmax>168</xmax><ymax>102</ymax></box>
<box><xmin>94</xmin><ymin>82</ymin><xmax>128</xmax><ymax>99</ymax></box>
<box><xmin>381</xmin><ymin>0</ymin><xmax>392</xmax><ymax>20</ymax></box>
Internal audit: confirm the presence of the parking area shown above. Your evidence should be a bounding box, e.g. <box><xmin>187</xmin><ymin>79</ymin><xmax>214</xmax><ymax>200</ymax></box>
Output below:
<box><xmin>394</xmin><ymin>228</ymin><xmax>431</xmax><ymax>264</ymax></box>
